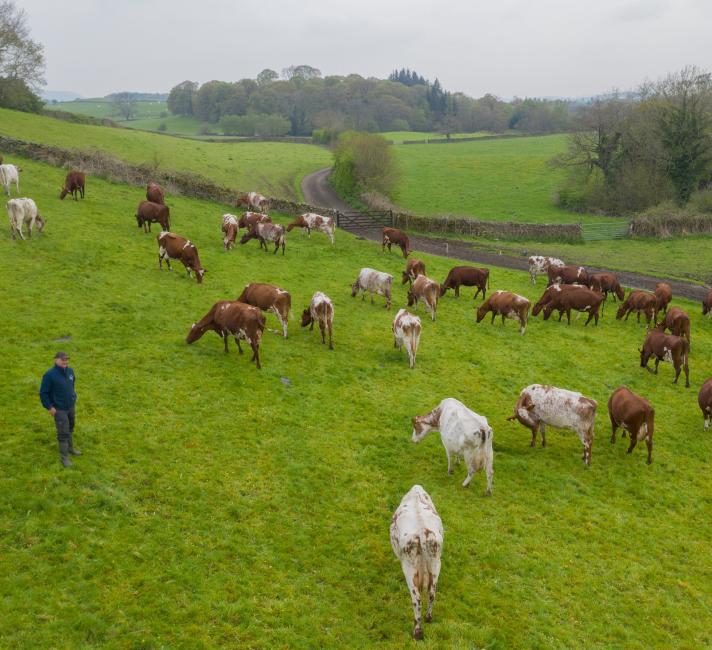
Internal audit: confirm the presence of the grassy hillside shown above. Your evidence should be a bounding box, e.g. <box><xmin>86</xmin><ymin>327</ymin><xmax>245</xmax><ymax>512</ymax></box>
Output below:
<box><xmin>0</xmin><ymin>108</ymin><xmax>330</xmax><ymax>201</ymax></box>
<box><xmin>2</xmin><ymin>156</ymin><xmax>711</xmax><ymax>648</ymax></box>
<box><xmin>390</xmin><ymin>135</ymin><xmax>614</xmax><ymax>224</ymax></box>
<box><xmin>46</xmin><ymin>99</ymin><xmax>168</xmax><ymax>122</ymax></box>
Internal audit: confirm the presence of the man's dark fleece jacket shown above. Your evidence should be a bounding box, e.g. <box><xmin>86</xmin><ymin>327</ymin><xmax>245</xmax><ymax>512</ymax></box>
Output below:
<box><xmin>39</xmin><ymin>365</ymin><xmax>77</xmax><ymax>410</ymax></box>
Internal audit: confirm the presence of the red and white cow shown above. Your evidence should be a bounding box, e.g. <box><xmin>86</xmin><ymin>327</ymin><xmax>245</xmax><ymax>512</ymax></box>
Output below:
<box><xmin>301</xmin><ymin>291</ymin><xmax>334</xmax><ymax>349</ymax></box>
<box><xmin>698</xmin><ymin>378</ymin><xmax>712</xmax><ymax>430</ymax></box>
<box><xmin>240</xmin><ymin>221</ymin><xmax>286</xmax><ymax>255</ymax></box>
<box><xmin>157</xmin><ymin>232</ymin><xmax>206</xmax><ymax>283</ymax></box>
<box><xmin>407</xmin><ymin>275</ymin><xmax>440</xmax><ymax>322</ymax></box>
<box><xmin>528</xmin><ymin>255</ymin><xmax>563</xmax><ymax>284</ymax></box>
<box><xmin>286</xmin><ymin>212</ymin><xmax>335</xmax><ymax>244</ymax></box>
<box><xmin>608</xmin><ymin>386</ymin><xmax>655</xmax><ymax>464</ymax></box>
<box><xmin>351</xmin><ymin>268</ymin><xmax>392</xmax><ymax>309</ymax></box>
<box><xmin>392</xmin><ymin>309</ymin><xmax>421</xmax><ymax>369</ymax></box>
<box><xmin>221</xmin><ymin>213</ymin><xmax>239</xmax><ymax>250</ymax></box>
<box><xmin>235</xmin><ymin>191</ymin><xmax>269</xmax><ymax>213</ymax></box>
<box><xmin>237</xmin><ymin>283</ymin><xmax>291</xmax><ymax>339</ymax></box>
<box><xmin>476</xmin><ymin>290</ymin><xmax>530</xmax><ymax>335</ymax></box>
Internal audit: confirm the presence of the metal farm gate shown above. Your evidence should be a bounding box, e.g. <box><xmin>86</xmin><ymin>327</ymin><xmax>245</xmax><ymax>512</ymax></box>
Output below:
<box><xmin>335</xmin><ymin>210</ymin><xmax>393</xmax><ymax>232</ymax></box>
<box><xmin>581</xmin><ymin>220</ymin><xmax>631</xmax><ymax>242</ymax></box>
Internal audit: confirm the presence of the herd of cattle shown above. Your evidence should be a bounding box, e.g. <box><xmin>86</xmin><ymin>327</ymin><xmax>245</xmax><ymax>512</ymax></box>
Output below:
<box><xmin>6</xmin><ymin>158</ymin><xmax>712</xmax><ymax>639</ymax></box>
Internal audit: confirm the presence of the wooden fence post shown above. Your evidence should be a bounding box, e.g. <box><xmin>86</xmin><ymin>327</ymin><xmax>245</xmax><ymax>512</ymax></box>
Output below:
<box><xmin>390</xmin><ymin>209</ymin><xmax>394</xmax><ymax>227</ymax></box>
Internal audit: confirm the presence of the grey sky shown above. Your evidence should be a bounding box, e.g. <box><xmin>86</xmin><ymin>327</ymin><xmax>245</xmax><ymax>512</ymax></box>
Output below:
<box><xmin>20</xmin><ymin>0</ymin><xmax>712</xmax><ymax>99</ymax></box>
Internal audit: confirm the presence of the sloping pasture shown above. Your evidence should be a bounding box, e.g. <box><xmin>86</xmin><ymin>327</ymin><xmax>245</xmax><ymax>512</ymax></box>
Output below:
<box><xmin>1</xmin><ymin>157</ymin><xmax>711</xmax><ymax>648</ymax></box>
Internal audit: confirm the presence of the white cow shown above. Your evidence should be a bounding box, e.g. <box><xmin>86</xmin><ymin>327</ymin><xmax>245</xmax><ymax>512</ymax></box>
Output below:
<box><xmin>390</xmin><ymin>485</ymin><xmax>444</xmax><ymax>640</ymax></box>
<box><xmin>507</xmin><ymin>384</ymin><xmax>597</xmax><ymax>465</ymax></box>
<box><xmin>528</xmin><ymin>255</ymin><xmax>564</xmax><ymax>284</ymax></box>
<box><xmin>7</xmin><ymin>198</ymin><xmax>44</xmax><ymax>240</ymax></box>
<box><xmin>412</xmin><ymin>398</ymin><xmax>494</xmax><ymax>495</ymax></box>
<box><xmin>351</xmin><ymin>267</ymin><xmax>392</xmax><ymax>309</ymax></box>
<box><xmin>0</xmin><ymin>164</ymin><xmax>21</xmax><ymax>197</ymax></box>
<box><xmin>393</xmin><ymin>309</ymin><xmax>421</xmax><ymax>369</ymax></box>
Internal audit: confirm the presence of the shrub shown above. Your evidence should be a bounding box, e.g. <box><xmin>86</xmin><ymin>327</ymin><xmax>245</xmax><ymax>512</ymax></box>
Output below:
<box><xmin>159</xmin><ymin>111</ymin><xmax>168</xmax><ymax>118</ymax></box>
<box><xmin>198</xmin><ymin>123</ymin><xmax>211</xmax><ymax>135</ymax></box>
<box><xmin>689</xmin><ymin>188</ymin><xmax>712</xmax><ymax>214</ymax></box>
<box><xmin>157</xmin><ymin>122</ymin><xmax>167</xmax><ymax>132</ymax></box>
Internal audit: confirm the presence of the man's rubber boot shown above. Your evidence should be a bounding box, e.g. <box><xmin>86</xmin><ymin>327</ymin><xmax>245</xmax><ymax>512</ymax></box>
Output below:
<box><xmin>68</xmin><ymin>434</ymin><xmax>81</xmax><ymax>456</ymax></box>
<box><xmin>59</xmin><ymin>440</ymin><xmax>73</xmax><ymax>468</ymax></box>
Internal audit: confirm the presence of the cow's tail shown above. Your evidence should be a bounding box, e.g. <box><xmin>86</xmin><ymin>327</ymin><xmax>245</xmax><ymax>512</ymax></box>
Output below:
<box><xmin>487</xmin><ymin>271</ymin><xmax>490</xmax><ymax>289</ymax></box>
<box><xmin>406</xmin><ymin>328</ymin><xmax>419</xmax><ymax>368</ymax></box>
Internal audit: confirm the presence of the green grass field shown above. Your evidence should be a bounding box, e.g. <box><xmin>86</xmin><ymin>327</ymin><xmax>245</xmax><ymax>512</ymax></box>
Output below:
<box><xmin>2</xmin><ymin>155</ymin><xmax>711</xmax><ymax>648</ymax></box>
<box><xmin>46</xmin><ymin>99</ymin><xmax>168</xmax><ymax>122</ymax></box>
<box><xmin>381</xmin><ymin>131</ymin><xmax>497</xmax><ymax>144</ymax></box>
<box><xmin>1</xmin><ymin>108</ymin><xmax>330</xmax><ymax>201</ymax></box>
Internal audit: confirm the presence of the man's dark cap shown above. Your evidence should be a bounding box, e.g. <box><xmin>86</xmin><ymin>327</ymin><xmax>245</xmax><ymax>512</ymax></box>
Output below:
<box><xmin>54</xmin><ymin>351</ymin><xmax>69</xmax><ymax>360</ymax></box>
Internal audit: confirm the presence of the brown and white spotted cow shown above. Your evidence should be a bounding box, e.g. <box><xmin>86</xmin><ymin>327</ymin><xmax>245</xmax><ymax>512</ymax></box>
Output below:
<box><xmin>136</xmin><ymin>200</ymin><xmax>170</xmax><ymax>233</ymax></box>
<box><xmin>221</xmin><ymin>213</ymin><xmax>239</xmax><ymax>250</ymax></box>
<box><xmin>702</xmin><ymin>288</ymin><xmax>712</xmax><ymax>318</ymax></box>
<box><xmin>616</xmin><ymin>290</ymin><xmax>657</xmax><ymax>326</ymax></box>
<box><xmin>186</xmin><ymin>300</ymin><xmax>265</xmax><ymax>369</ymax></box>
<box><xmin>157</xmin><ymin>232</ymin><xmax>206</xmax><ymax>283</ymax></box>
<box><xmin>476</xmin><ymin>290</ymin><xmax>530</xmax><ymax>335</ymax></box>
<box><xmin>146</xmin><ymin>182</ymin><xmax>165</xmax><ymax>204</ymax></box>
<box><xmin>402</xmin><ymin>258</ymin><xmax>426</xmax><ymax>286</ymax></box>
<box><xmin>608</xmin><ymin>386</ymin><xmax>655</xmax><ymax>464</ymax></box>
<box><xmin>640</xmin><ymin>327</ymin><xmax>690</xmax><ymax>387</ymax></box>
<box><xmin>382</xmin><ymin>227</ymin><xmax>411</xmax><ymax>258</ymax></box>
<box><xmin>697</xmin><ymin>378</ymin><xmax>712</xmax><ymax>430</ymax></box>
<box><xmin>351</xmin><ymin>268</ymin><xmax>392</xmax><ymax>309</ymax></box>
<box><xmin>392</xmin><ymin>309</ymin><xmax>421</xmax><ymax>368</ymax></box>
<box><xmin>440</xmin><ymin>266</ymin><xmax>489</xmax><ymax>299</ymax></box>
<box><xmin>547</xmin><ymin>264</ymin><xmax>589</xmax><ymax>287</ymax></box>
<box><xmin>238</xmin><ymin>211</ymin><xmax>271</xmax><ymax>232</ymax></box>
<box><xmin>528</xmin><ymin>255</ymin><xmax>564</xmax><ymax>284</ymax></box>
<box><xmin>236</xmin><ymin>282</ymin><xmax>291</xmax><ymax>338</ymax></box>
<box><xmin>390</xmin><ymin>485</ymin><xmax>444</xmax><ymax>640</ymax></box>
<box><xmin>654</xmin><ymin>282</ymin><xmax>673</xmax><ymax>318</ymax></box>
<box><xmin>301</xmin><ymin>291</ymin><xmax>334</xmax><ymax>349</ymax></box>
<box><xmin>235</xmin><ymin>191</ymin><xmax>269</xmax><ymax>213</ymax></box>
<box><xmin>240</xmin><ymin>221</ymin><xmax>286</xmax><ymax>255</ymax></box>
<box><xmin>407</xmin><ymin>275</ymin><xmax>440</xmax><ymax>322</ymax></box>
<box><xmin>661</xmin><ymin>306</ymin><xmax>691</xmax><ymax>346</ymax></box>
<box><xmin>588</xmin><ymin>272</ymin><xmax>625</xmax><ymax>303</ymax></box>
<box><xmin>286</xmin><ymin>212</ymin><xmax>335</xmax><ymax>244</ymax></box>
<box><xmin>507</xmin><ymin>384</ymin><xmax>597</xmax><ymax>465</ymax></box>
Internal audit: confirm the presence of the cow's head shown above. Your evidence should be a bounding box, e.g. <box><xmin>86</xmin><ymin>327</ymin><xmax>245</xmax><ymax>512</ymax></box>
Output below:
<box><xmin>136</xmin><ymin>214</ymin><xmax>143</xmax><ymax>228</ymax></box>
<box><xmin>239</xmin><ymin>231</ymin><xmax>255</xmax><ymax>245</ymax></box>
<box><xmin>411</xmin><ymin>415</ymin><xmax>436</xmax><ymax>443</ymax></box>
<box><xmin>35</xmin><ymin>215</ymin><xmax>45</xmax><ymax>232</ymax></box>
<box><xmin>186</xmin><ymin>322</ymin><xmax>204</xmax><ymax>344</ymax></box>
<box><xmin>475</xmin><ymin>303</ymin><xmax>489</xmax><ymax>323</ymax></box>
<box><xmin>195</xmin><ymin>268</ymin><xmax>206</xmax><ymax>284</ymax></box>
<box><xmin>639</xmin><ymin>345</ymin><xmax>652</xmax><ymax>367</ymax></box>
<box><xmin>401</xmin><ymin>271</ymin><xmax>411</xmax><ymax>285</ymax></box>
<box><xmin>350</xmin><ymin>281</ymin><xmax>360</xmax><ymax>298</ymax></box>
<box><xmin>615</xmin><ymin>285</ymin><xmax>625</xmax><ymax>301</ymax></box>
<box><xmin>406</xmin><ymin>289</ymin><xmax>415</xmax><ymax>307</ymax></box>
<box><xmin>300</xmin><ymin>308</ymin><xmax>312</xmax><ymax>327</ymax></box>
<box><xmin>59</xmin><ymin>187</ymin><xmax>68</xmax><ymax>200</ymax></box>
<box><xmin>615</xmin><ymin>303</ymin><xmax>627</xmax><ymax>320</ymax></box>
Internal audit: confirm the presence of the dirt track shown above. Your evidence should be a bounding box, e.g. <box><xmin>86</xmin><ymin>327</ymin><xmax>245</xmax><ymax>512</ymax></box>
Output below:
<box><xmin>301</xmin><ymin>168</ymin><xmax>708</xmax><ymax>302</ymax></box>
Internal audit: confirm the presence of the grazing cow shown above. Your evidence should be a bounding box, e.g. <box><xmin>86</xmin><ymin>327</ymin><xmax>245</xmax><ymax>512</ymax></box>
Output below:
<box><xmin>654</xmin><ymin>282</ymin><xmax>672</xmax><ymax>317</ymax></box>
<box><xmin>507</xmin><ymin>384</ymin><xmax>597</xmax><ymax>465</ymax></box>
<box><xmin>390</xmin><ymin>485</ymin><xmax>443</xmax><ymax>641</ymax></box>
<box><xmin>236</xmin><ymin>282</ymin><xmax>291</xmax><ymax>339</ymax></box>
<box><xmin>407</xmin><ymin>275</ymin><xmax>440</xmax><ymax>322</ymax></box>
<box><xmin>136</xmin><ymin>200</ymin><xmax>170</xmax><ymax>233</ymax></box>
<box><xmin>392</xmin><ymin>309</ymin><xmax>421</xmax><ymax>368</ymax></box>
<box><xmin>286</xmin><ymin>212</ymin><xmax>335</xmax><ymax>244</ymax></box>
<box><xmin>697</xmin><ymin>378</ymin><xmax>712</xmax><ymax>430</ymax></box>
<box><xmin>157</xmin><ymin>232</ymin><xmax>206</xmax><ymax>283</ymax></box>
<box><xmin>402</xmin><ymin>258</ymin><xmax>426</xmax><ymax>286</ymax></box>
<box><xmin>351</xmin><ymin>268</ymin><xmax>392</xmax><ymax>309</ymax></box>
<box><xmin>237</xmin><ymin>211</ymin><xmax>271</xmax><ymax>232</ymax></box>
<box><xmin>186</xmin><ymin>300</ymin><xmax>265</xmax><ymax>369</ymax></box>
<box><xmin>616</xmin><ymin>290</ymin><xmax>657</xmax><ymax>326</ymax></box>
<box><xmin>382</xmin><ymin>227</ymin><xmax>410</xmax><ymax>258</ymax></box>
<box><xmin>146</xmin><ymin>182</ymin><xmax>165</xmax><ymax>204</ymax></box>
<box><xmin>588</xmin><ymin>272</ymin><xmax>625</xmax><ymax>303</ymax></box>
<box><xmin>608</xmin><ymin>386</ymin><xmax>655</xmax><ymax>464</ymax></box>
<box><xmin>639</xmin><ymin>327</ymin><xmax>690</xmax><ymax>387</ymax></box>
<box><xmin>7</xmin><ymin>198</ymin><xmax>45</xmax><ymax>240</ymax></box>
<box><xmin>235</xmin><ymin>191</ymin><xmax>269</xmax><ymax>213</ymax></box>
<box><xmin>702</xmin><ymin>288</ymin><xmax>712</xmax><ymax>318</ymax></box>
<box><xmin>221</xmin><ymin>213</ymin><xmax>239</xmax><ymax>250</ymax></box>
<box><xmin>240</xmin><ymin>221</ymin><xmax>286</xmax><ymax>255</ymax></box>
<box><xmin>476</xmin><ymin>290</ymin><xmax>530</xmax><ymax>335</ymax></box>
<box><xmin>0</xmin><ymin>164</ymin><xmax>21</xmax><ymax>196</ymax></box>
<box><xmin>531</xmin><ymin>283</ymin><xmax>588</xmax><ymax>317</ymax></box>
<box><xmin>661</xmin><ymin>306</ymin><xmax>691</xmax><ymax>346</ymax></box>
<box><xmin>528</xmin><ymin>255</ymin><xmax>564</xmax><ymax>284</ymax></box>
<box><xmin>542</xmin><ymin>286</ymin><xmax>604</xmax><ymax>326</ymax></box>
<box><xmin>440</xmin><ymin>266</ymin><xmax>489</xmax><ymax>299</ymax></box>
<box><xmin>412</xmin><ymin>397</ymin><xmax>494</xmax><ymax>495</ymax></box>
<box><xmin>547</xmin><ymin>264</ymin><xmax>589</xmax><ymax>287</ymax></box>
<box><xmin>59</xmin><ymin>170</ymin><xmax>85</xmax><ymax>201</ymax></box>
<box><xmin>301</xmin><ymin>292</ymin><xmax>334</xmax><ymax>349</ymax></box>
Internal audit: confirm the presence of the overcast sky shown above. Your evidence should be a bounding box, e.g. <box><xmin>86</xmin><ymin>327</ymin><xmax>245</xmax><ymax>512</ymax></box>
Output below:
<box><xmin>20</xmin><ymin>0</ymin><xmax>712</xmax><ymax>99</ymax></box>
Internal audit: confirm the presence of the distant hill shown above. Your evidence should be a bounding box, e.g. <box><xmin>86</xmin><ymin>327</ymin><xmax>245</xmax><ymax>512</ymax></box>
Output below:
<box><xmin>41</xmin><ymin>90</ymin><xmax>84</xmax><ymax>102</ymax></box>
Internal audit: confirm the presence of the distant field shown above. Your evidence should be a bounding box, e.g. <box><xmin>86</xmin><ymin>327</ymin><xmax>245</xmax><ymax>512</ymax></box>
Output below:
<box><xmin>381</xmin><ymin>131</ymin><xmax>497</xmax><ymax>143</ymax></box>
<box><xmin>2</xmin><ymin>155</ymin><xmax>711</xmax><ymax>648</ymax></box>
<box><xmin>0</xmin><ymin>108</ymin><xmax>331</xmax><ymax>201</ymax></box>
<box><xmin>46</xmin><ymin>99</ymin><xmax>168</xmax><ymax>122</ymax></box>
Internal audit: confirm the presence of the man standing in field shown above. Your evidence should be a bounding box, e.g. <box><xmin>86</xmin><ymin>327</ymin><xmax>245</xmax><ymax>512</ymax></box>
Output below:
<box><xmin>39</xmin><ymin>352</ymin><xmax>80</xmax><ymax>468</ymax></box>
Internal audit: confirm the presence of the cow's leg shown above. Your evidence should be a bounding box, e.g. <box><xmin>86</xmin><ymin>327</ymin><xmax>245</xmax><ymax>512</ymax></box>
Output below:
<box><xmin>235</xmin><ymin>337</ymin><xmax>244</xmax><ymax>354</ymax></box>
<box><xmin>318</xmin><ymin>320</ymin><xmax>325</xmax><ymax>344</ymax></box>
<box><xmin>683</xmin><ymin>357</ymin><xmax>690</xmax><ymax>388</ymax></box>
<box><xmin>425</xmin><ymin>558</ymin><xmax>441</xmax><ymax>624</ymax></box>
<box><xmin>529</xmin><ymin>424</ymin><xmax>538</xmax><ymax>447</ymax></box>
<box><xmin>484</xmin><ymin>449</ymin><xmax>494</xmax><ymax>496</ymax></box>
<box><xmin>401</xmin><ymin>560</ymin><xmax>423</xmax><ymax>640</ymax></box>
<box><xmin>251</xmin><ymin>342</ymin><xmax>261</xmax><ymax>369</ymax></box>
<box><xmin>280</xmin><ymin>312</ymin><xmax>288</xmax><ymax>339</ymax></box>
<box><xmin>386</xmin><ymin>290</ymin><xmax>391</xmax><ymax>310</ymax></box>
<box><xmin>327</xmin><ymin>320</ymin><xmax>333</xmax><ymax>349</ymax></box>
<box><xmin>462</xmin><ymin>448</ymin><xmax>477</xmax><ymax>487</ymax></box>
<box><xmin>445</xmin><ymin>448</ymin><xmax>453</xmax><ymax>475</ymax></box>
<box><xmin>223</xmin><ymin>333</ymin><xmax>229</xmax><ymax>353</ymax></box>
<box><xmin>625</xmin><ymin>310</ymin><xmax>631</xmax><ymax>321</ymax></box>
<box><xmin>610</xmin><ymin>416</ymin><xmax>619</xmax><ymax>444</ymax></box>
<box><xmin>491</xmin><ymin>312</ymin><xmax>496</xmax><ymax>324</ymax></box>
<box><xmin>501</xmin><ymin>314</ymin><xmax>505</xmax><ymax>325</ymax></box>
<box><xmin>626</xmin><ymin>433</ymin><xmax>638</xmax><ymax>455</ymax></box>
<box><xmin>540</xmin><ymin>423</ymin><xmax>547</xmax><ymax>447</ymax></box>
<box><xmin>645</xmin><ymin>435</ymin><xmax>653</xmax><ymax>464</ymax></box>
<box><xmin>654</xmin><ymin>358</ymin><xmax>660</xmax><ymax>374</ymax></box>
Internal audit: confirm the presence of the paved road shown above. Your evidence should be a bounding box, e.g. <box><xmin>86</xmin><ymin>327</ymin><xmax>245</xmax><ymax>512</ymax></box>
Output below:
<box><xmin>301</xmin><ymin>168</ymin><xmax>708</xmax><ymax>302</ymax></box>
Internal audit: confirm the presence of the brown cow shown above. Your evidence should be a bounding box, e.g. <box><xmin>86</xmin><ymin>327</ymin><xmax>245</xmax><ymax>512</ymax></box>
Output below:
<box><xmin>240</xmin><ymin>221</ymin><xmax>286</xmax><ymax>255</ymax></box>
<box><xmin>662</xmin><ymin>306</ymin><xmax>691</xmax><ymax>346</ymax></box>
<box><xmin>697</xmin><ymin>378</ymin><xmax>712</xmax><ymax>430</ymax></box>
<box><xmin>186</xmin><ymin>300</ymin><xmax>265</xmax><ymax>369</ymax></box>
<box><xmin>531</xmin><ymin>284</ymin><xmax>588</xmax><ymax>318</ymax></box>
<box><xmin>236</xmin><ymin>282</ymin><xmax>291</xmax><ymax>338</ymax></box>
<box><xmin>440</xmin><ymin>266</ymin><xmax>489</xmax><ymax>299</ymax></box>
<box><xmin>157</xmin><ymin>232</ymin><xmax>206</xmax><ymax>283</ymax></box>
<box><xmin>59</xmin><ymin>170</ymin><xmax>85</xmax><ymax>201</ymax></box>
<box><xmin>639</xmin><ymin>327</ymin><xmax>690</xmax><ymax>388</ymax></box>
<box><xmin>301</xmin><ymin>291</ymin><xmax>334</xmax><ymax>349</ymax></box>
<box><xmin>616</xmin><ymin>290</ymin><xmax>657</xmax><ymax>326</ymax></box>
<box><xmin>407</xmin><ymin>275</ymin><xmax>440</xmax><ymax>322</ymax></box>
<box><xmin>654</xmin><ymin>282</ymin><xmax>672</xmax><ymax>318</ymax></box>
<box><xmin>382</xmin><ymin>227</ymin><xmax>410</xmax><ymax>258</ymax></box>
<box><xmin>401</xmin><ymin>258</ymin><xmax>426</xmax><ymax>286</ymax></box>
<box><xmin>588</xmin><ymin>272</ymin><xmax>625</xmax><ymax>303</ymax></box>
<box><xmin>608</xmin><ymin>386</ymin><xmax>655</xmax><ymax>464</ymax></box>
<box><xmin>238</xmin><ymin>211</ymin><xmax>271</xmax><ymax>231</ymax></box>
<box><xmin>476</xmin><ymin>290</ymin><xmax>530</xmax><ymax>335</ymax></box>
<box><xmin>146</xmin><ymin>182</ymin><xmax>165</xmax><ymax>204</ymax></box>
<box><xmin>547</xmin><ymin>264</ymin><xmax>589</xmax><ymax>287</ymax></box>
<box><xmin>542</xmin><ymin>286</ymin><xmax>604</xmax><ymax>325</ymax></box>
<box><xmin>137</xmin><ymin>201</ymin><xmax>170</xmax><ymax>233</ymax></box>
<box><xmin>702</xmin><ymin>288</ymin><xmax>712</xmax><ymax>318</ymax></box>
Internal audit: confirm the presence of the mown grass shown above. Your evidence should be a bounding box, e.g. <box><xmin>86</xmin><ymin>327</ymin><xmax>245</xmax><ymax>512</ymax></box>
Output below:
<box><xmin>2</xmin><ymin>155</ymin><xmax>712</xmax><ymax>648</ymax></box>
<box><xmin>0</xmin><ymin>108</ymin><xmax>331</xmax><ymax>201</ymax></box>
